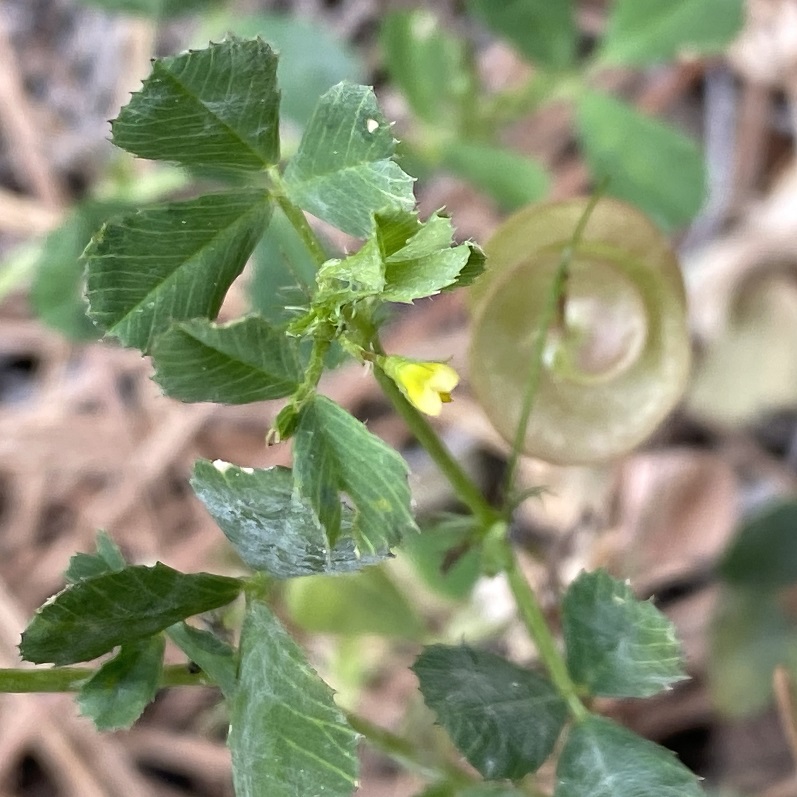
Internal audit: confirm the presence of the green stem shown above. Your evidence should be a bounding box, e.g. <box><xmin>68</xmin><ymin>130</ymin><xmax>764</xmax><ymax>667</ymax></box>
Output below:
<box><xmin>345</xmin><ymin>711</ymin><xmax>475</xmax><ymax>786</ymax></box>
<box><xmin>501</xmin><ymin>187</ymin><xmax>605</xmax><ymax>500</ymax></box>
<box><xmin>272</xmin><ymin>187</ymin><xmax>328</xmax><ymax>268</ymax></box>
<box><xmin>0</xmin><ymin>664</ymin><xmax>211</xmax><ymax>693</ymax></box>
<box><xmin>503</xmin><ymin>548</ymin><xmax>588</xmax><ymax>722</ymax></box>
<box><xmin>374</xmin><ymin>367</ymin><xmax>498</xmax><ymax>529</ymax></box>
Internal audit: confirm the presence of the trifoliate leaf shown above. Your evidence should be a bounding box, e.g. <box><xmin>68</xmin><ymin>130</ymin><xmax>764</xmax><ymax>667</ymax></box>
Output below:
<box><xmin>562</xmin><ymin>570</ymin><xmax>686</xmax><ymax>698</ymax></box>
<box><xmin>413</xmin><ymin>645</ymin><xmax>567</xmax><ymax>779</ymax></box>
<box><xmin>78</xmin><ymin>636</ymin><xmax>165</xmax><ymax>731</ymax></box>
<box><xmin>20</xmin><ymin>564</ymin><xmax>242</xmax><ymax>665</ymax></box>
<box><xmin>555</xmin><ymin>715</ymin><xmax>703</xmax><ymax>797</ymax></box>
<box><xmin>229</xmin><ymin>597</ymin><xmax>358</xmax><ymax>797</ymax></box>
<box><xmin>294</xmin><ymin>395</ymin><xmax>418</xmax><ymax>552</ymax></box>
<box><xmin>191</xmin><ymin>460</ymin><xmax>389</xmax><ymax>577</ymax></box>
<box><xmin>112</xmin><ymin>37</ymin><xmax>280</xmax><ymax>171</ymax></box>
<box><xmin>151</xmin><ymin>316</ymin><xmax>303</xmax><ymax>404</ymax></box>
<box><xmin>85</xmin><ymin>191</ymin><xmax>270</xmax><ymax>352</ymax></box>
<box><xmin>284</xmin><ymin>82</ymin><xmax>415</xmax><ymax>237</ymax></box>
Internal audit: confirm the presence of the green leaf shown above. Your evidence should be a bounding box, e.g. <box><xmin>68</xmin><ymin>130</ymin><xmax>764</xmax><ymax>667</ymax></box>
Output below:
<box><xmin>249</xmin><ymin>205</ymin><xmax>319</xmax><ymax>326</ymax></box>
<box><xmin>379</xmin><ymin>210</ymin><xmax>476</xmax><ymax>303</ymax></box>
<box><xmin>562</xmin><ymin>570</ymin><xmax>686</xmax><ymax>698</ymax></box>
<box><xmin>191</xmin><ymin>459</ymin><xmax>389</xmax><ymax>577</ymax></box>
<box><xmin>442</xmin><ymin>141</ymin><xmax>549</xmax><ymax>210</ymax></box>
<box><xmin>151</xmin><ymin>316</ymin><xmax>303</xmax><ymax>404</ymax></box>
<box><xmin>85</xmin><ymin>191</ymin><xmax>271</xmax><ymax>352</ymax></box>
<box><xmin>413</xmin><ymin>645</ymin><xmax>567</xmax><ymax>779</ymax></box>
<box><xmin>450</xmin><ymin>244</ymin><xmax>486</xmax><ymax>290</ymax></box>
<box><xmin>600</xmin><ymin>0</ymin><xmax>745</xmax><ymax>65</ymax></box>
<box><xmin>77</xmin><ymin>636</ymin><xmax>165</xmax><ymax>731</ymax></box>
<box><xmin>65</xmin><ymin>530</ymin><xmax>127</xmax><ymax>584</ymax></box>
<box><xmin>294</xmin><ymin>395</ymin><xmax>418</xmax><ymax>552</ymax></box>
<box><xmin>310</xmin><ymin>209</ymin><xmax>475</xmax><ymax>308</ymax></box>
<box><xmin>709</xmin><ymin>586</ymin><xmax>797</xmax><ymax>717</ymax></box>
<box><xmin>381</xmin><ymin>10</ymin><xmax>474</xmax><ymax>130</ymax></box>
<box><xmin>461</xmin><ymin>787</ymin><xmax>527</xmax><ymax>797</ymax></box>
<box><xmin>403</xmin><ymin>516</ymin><xmax>482</xmax><ymax>600</ymax></box>
<box><xmin>112</xmin><ymin>37</ymin><xmax>280</xmax><ymax>171</ymax></box>
<box><xmin>576</xmin><ymin>91</ymin><xmax>706</xmax><ymax>230</ymax></box>
<box><xmin>719</xmin><ymin>501</ymin><xmax>797</xmax><ymax>589</ymax></box>
<box><xmin>212</xmin><ymin>14</ymin><xmax>364</xmax><ymax>129</ymax></box>
<box><xmin>554</xmin><ymin>715</ymin><xmax>702</xmax><ymax>797</ymax></box>
<box><xmin>284</xmin><ymin>82</ymin><xmax>415</xmax><ymax>237</ymax></box>
<box><xmin>229</xmin><ymin>597</ymin><xmax>358</xmax><ymax>797</ymax></box>
<box><xmin>20</xmin><ymin>564</ymin><xmax>242</xmax><ymax>665</ymax></box>
<box><xmin>284</xmin><ymin>567</ymin><xmax>424</xmax><ymax>638</ymax></box>
<box><xmin>30</xmin><ymin>201</ymin><xmax>128</xmax><ymax>341</ymax></box>
<box><xmin>166</xmin><ymin>622</ymin><xmax>237</xmax><ymax>699</ymax></box>
<box><xmin>79</xmin><ymin>0</ymin><xmax>218</xmax><ymax>17</ymax></box>
<box><xmin>466</xmin><ymin>0</ymin><xmax>576</xmax><ymax>69</ymax></box>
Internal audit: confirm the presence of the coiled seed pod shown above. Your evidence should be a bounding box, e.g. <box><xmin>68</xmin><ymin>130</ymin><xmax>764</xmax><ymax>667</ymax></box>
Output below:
<box><xmin>469</xmin><ymin>198</ymin><xmax>691</xmax><ymax>465</ymax></box>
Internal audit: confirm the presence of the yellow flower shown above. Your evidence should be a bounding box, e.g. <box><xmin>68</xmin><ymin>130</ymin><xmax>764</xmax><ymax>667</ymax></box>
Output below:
<box><xmin>380</xmin><ymin>356</ymin><xmax>459</xmax><ymax>416</ymax></box>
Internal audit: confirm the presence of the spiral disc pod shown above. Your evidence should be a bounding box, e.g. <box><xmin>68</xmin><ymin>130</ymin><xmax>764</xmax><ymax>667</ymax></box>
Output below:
<box><xmin>468</xmin><ymin>198</ymin><xmax>691</xmax><ymax>465</ymax></box>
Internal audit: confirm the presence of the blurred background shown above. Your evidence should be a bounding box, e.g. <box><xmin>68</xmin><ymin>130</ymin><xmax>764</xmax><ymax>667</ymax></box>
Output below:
<box><xmin>2</xmin><ymin>0</ymin><xmax>797</xmax><ymax>795</ymax></box>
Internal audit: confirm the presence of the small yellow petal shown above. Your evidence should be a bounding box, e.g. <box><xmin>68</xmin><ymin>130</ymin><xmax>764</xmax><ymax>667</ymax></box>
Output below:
<box><xmin>380</xmin><ymin>357</ymin><xmax>459</xmax><ymax>416</ymax></box>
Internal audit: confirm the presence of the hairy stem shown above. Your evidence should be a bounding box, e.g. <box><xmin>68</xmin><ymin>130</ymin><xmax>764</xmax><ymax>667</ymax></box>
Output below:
<box><xmin>345</xmin><ymin>711</ymin><xmax>476</xmax><ymax>786</ymax></box>
<box><xmin>271</xmin><ymin>185</ymin><xmax>328</xmax><ymax>268</ymax></box>
<box><xmin>504</xmin><ymin>548</ymin><xmax>588</xmax><ymax>722</ymax></box>
<box><xmin>501</xmin><ymin>187</ymin><xmax>606</xmax><ymax>499</ymax></box>
<box><xmin>0</xmin><ymin>664</ymin><xmax>211</xmax><ymax>693</ymax></box>
<box><xmin>374</xmin><ymin>367</ymin><xmax>498</xmax><ymax>530</ymax></box>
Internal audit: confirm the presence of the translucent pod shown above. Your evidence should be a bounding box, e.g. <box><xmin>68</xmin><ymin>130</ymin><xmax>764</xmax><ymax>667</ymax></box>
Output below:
<box><xmin>468</xmin><ymin>198</ymin><xmax>691</xmax><ymax>465</ymax></box>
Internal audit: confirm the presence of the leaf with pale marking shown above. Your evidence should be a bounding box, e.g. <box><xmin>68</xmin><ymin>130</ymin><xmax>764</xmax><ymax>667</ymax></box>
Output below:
<box><xmin>294</xmin><ymin>395</ymin><xmax>418</xmax><ymax>552</ymax></box>
<box><xmin>284</xmin><ymin>82</ymin><xmax>415</xmax><ymax>237</ymax></box>
<box><xmin>191</xmin><ymin>459</ymin><xmax>389</xmax><ymax>577</ymax></box>
<box><xmin>112</xmin><ymin>37</ymin><xmax>280</xmax><ymax>171</ymax></box>
<box><xmin>151</xmin><ymin>316</ymin><xmax>303</xmax><ymax>403</ymax></box>
<box><xmin>229</xmin><ymin>597</ymin><xmax>358</xmax><ymax>797</ymax></box>
<box><xmin>85</xmin><ymin>191</ymin><xmax>270</xmax><ymax>352</ymax></box>
<box><xmin>562</xmin><ymin>570</ymin><xmax>686</xmax><ymax>698</ymax></box>
<box><xmin>413</xmin><ymin>645</ymin><xmax>567</xmax><ymax>779</ymax></box>
<box><xmin>20</xmin><ymin>564</ymin><xmax>242</xmax><ymax>665</ymax></box>
<box><xmin>555</xmin><ymin>715</ymin><xmax>702</xmax><ymax>797</ymax></box>
<box><xmin>78</xmin><ymin>636</ymin><xmax>165</xmax><ymax>731</ymax></box>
